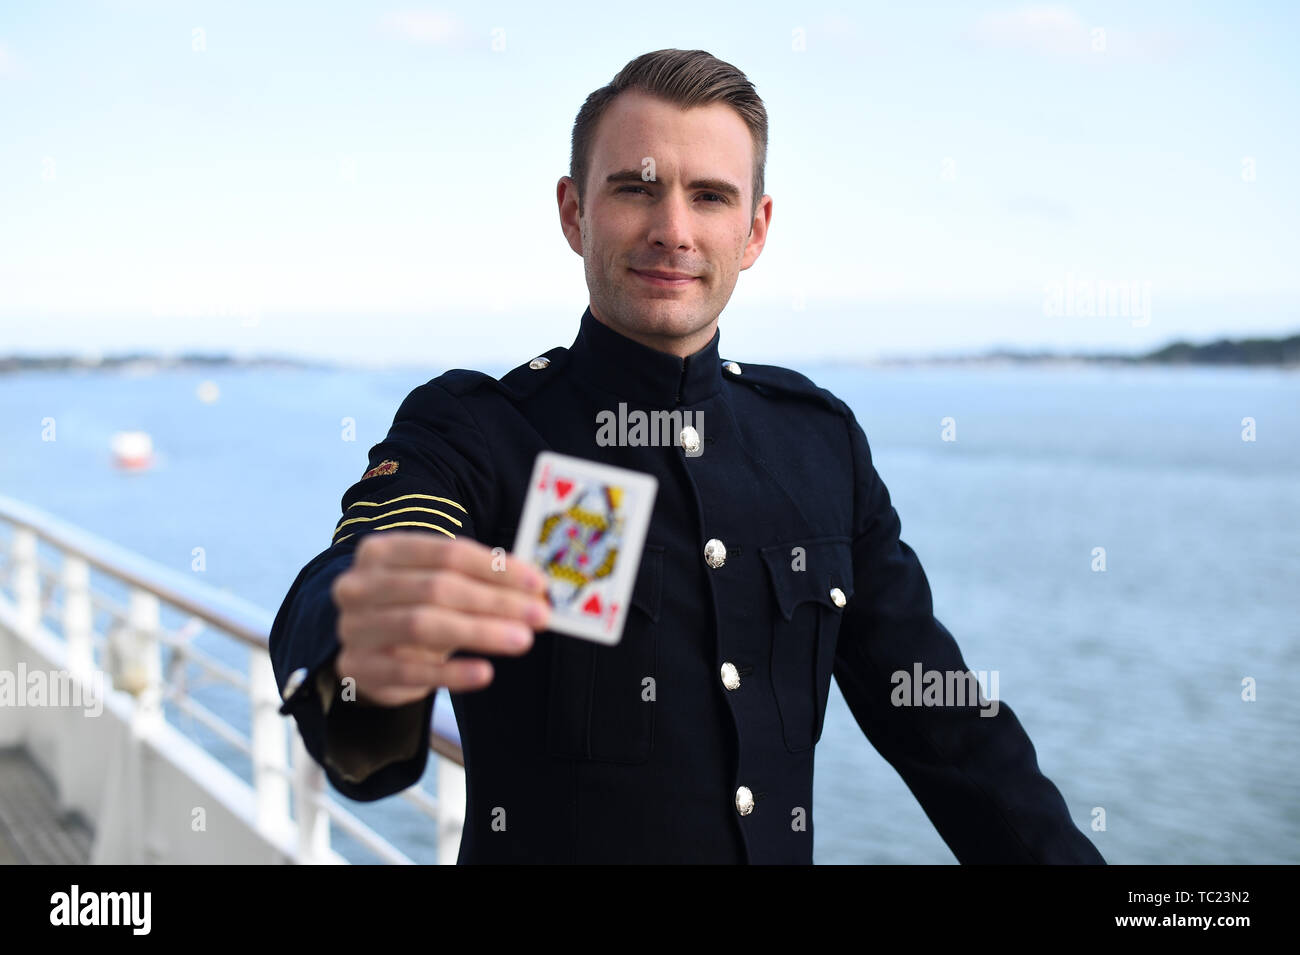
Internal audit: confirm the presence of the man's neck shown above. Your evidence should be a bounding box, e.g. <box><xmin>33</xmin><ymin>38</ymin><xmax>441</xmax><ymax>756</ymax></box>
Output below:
<box><xmin>588</xmin><ymin>303</ymin><xmax>718</xmax><ymax>359</ymax></box>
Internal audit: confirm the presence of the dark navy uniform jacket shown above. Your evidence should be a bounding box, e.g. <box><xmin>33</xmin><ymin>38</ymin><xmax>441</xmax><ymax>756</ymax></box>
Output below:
<box><xmin>270</xmin><ymin>307</ymin><xmax>1105</xmax><ymax>864</ymax></box>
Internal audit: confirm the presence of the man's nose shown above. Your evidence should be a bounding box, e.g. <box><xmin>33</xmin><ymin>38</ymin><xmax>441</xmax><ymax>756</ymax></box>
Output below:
<box><xmin>646</xmin><ymin>189</ymin><xmax>693</xmax><ymax>251</ymax></box>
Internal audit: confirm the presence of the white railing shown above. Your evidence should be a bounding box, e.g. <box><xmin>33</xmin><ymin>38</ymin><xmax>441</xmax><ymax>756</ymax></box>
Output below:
<box><xmin>0</xmin><ymin>493</ymin><xmax>464</xmax><ymax>864</ymax></box>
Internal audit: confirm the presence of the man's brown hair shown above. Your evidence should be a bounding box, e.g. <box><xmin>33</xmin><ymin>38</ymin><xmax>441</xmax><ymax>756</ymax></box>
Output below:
<box><xmin>569</xmin><ymin>49</ymin><xmax>768</xmax><ymax>220</ymax></box>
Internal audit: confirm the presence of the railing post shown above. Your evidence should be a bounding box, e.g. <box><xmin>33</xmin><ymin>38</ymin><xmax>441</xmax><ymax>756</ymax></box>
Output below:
<box><xmin>111</xmin><ymin>587</ymin><xmax>163</xmax><ymax>726</ymax></box>
<box><xmin>123</xmin><ymin>587</ymin><xmax>164</xmax><ymax>862</ymax></box>
<box><xmin>436</xmin><ymin>755</ymin><xmax>466</xmax><ymax>865</ymax></box>
<box><xmin>249</xmin><ymin>651</ymin><xmax>291</xmax><ymax>839</ymax></box>
<box><xmin>56</xmin><ymin>555</ymin><xmax>97</xmax><ymax>817</ymax></box>
<box><xmin>62</xmin><ymin>555</ymin><xmax>93</xmax><ymax>674</ymax></box>
<box><xmin>12</xmin><ymin>527</ymin><xmax>40</xmax><ymax>632</ymax></box>
<box><xmin>291</xmin><ymin>734</ymin><xmax>331</xmax><ymax>863</ymax></box>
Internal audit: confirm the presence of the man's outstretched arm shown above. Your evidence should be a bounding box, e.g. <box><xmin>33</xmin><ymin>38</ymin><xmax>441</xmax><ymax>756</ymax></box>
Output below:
<box><xmin>269</xmin><ymin>378</ymin><xmax>542</xmax><ymax>801</ymax></box>
<box><xmin>831</xmin><ymin>403</ymin><xmax>1104</xmax><ymax>864</ymax></box>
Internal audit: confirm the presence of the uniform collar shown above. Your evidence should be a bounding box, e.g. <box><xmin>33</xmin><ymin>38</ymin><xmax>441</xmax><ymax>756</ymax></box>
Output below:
<box><xmin>568</xmin><ymin>305</ymin><xmax>723</xmax><ymax>407</ymax></box>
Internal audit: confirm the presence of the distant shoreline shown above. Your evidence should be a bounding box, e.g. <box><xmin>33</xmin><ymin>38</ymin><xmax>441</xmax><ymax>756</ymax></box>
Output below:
<box><xmin>0</xmin><ymin>354</ymin><xmax>330</xmax><ymax>375</ymax></box>
<box><xmin>859</xmin><ymin>333</ymin><xmax>1300</xmax><ymax>368</ymax></box>
<box><xmin>3</xmin><ymin>332</ymin><xmax>1298</xmax><ymax>374</ymax></box>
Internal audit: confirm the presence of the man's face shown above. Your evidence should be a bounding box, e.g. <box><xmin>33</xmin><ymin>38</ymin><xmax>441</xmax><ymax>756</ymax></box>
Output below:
<box><xmin>558</xmin><ymin>90</ymin><xmax>772</xmax><ymax>357</ymax></box>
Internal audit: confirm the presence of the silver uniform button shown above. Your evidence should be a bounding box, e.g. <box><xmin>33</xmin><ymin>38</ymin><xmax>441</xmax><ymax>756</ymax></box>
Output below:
<box><xmin>735</xmin><ymin>785</ymin><xmax>754</xmax><ymax>816</ymax></box>
<box><xmin>723</xmin><ymin>360</ymin><xmax>742</xmax><ymax>375</ymax></box>
<box><xmin>704</xmin><ymin>538</ymin><xmax>727</xmax><ymax>569</ymax></box>
<box><xmin>679</xmin><ymin>425</ymin><xmax>701</xmax><ymax>454</ymax></box>
<box><xmin>829</xmin><ymin>586</ymin><xmax>846</xmax><ymax>608</ymax></box>
<box><xmin>281</xmin><ymin>666</ymin><xmax>308</xmax><ymax>701</ymax></box>
<box><xmin>528</xmin><ymin>356</ymin><xmax>550</xmax><ymax>370</ymax></box>
<box><xmin>720</xmin><ymin>662</ymin><xmax>740</xmax><ymax>691</ymax></box>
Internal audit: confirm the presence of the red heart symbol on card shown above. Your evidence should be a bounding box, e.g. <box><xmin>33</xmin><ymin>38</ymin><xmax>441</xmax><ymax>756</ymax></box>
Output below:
<box><xmin>556</xmin><ymin>479</ymin><xmax>573</xmax><ymax>500</ymax></box>
<box><xmin>582</xmin><ymin>593</ymin><xmax>602</xmax><ymax>616</ymax></box>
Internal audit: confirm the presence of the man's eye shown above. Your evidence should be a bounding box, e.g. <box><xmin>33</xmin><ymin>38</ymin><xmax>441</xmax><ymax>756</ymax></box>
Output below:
<box><xmin>616</xmin><ymin>186</ymin><xmax>727</xmax><ymax>204</ymax></box>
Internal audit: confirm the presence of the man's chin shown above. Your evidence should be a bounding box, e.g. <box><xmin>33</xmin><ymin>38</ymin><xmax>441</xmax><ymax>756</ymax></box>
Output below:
<box><xmin>614</xmin><ymin>298</ymin><xmax>704</xmax><ymax>335</ymax></box>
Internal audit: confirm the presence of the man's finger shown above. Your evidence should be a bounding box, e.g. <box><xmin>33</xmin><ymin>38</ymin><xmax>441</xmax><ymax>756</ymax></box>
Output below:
<box><xmin>340</xmin><ymin>646</ymin><xmax>490</xmax><ymax>690</ymax></box>
<box><xmin>354</xmin><ymin>531</ymin><xmax>545</xmax><ymax>594</ymax></box>
<box><xmin>380</xmin><ymin>644</ymin><xmax>495</xmax><ymax>693</ymax></box>
<box><xmin>338</xmin><ymin>567</ymin><xmax>550</xmax><ymax>627</ymax></box>
<box><xmin>338</xmin><ymin>603</ymin><xmax>535</xmax><ymax>657</ymax></box>
<box><xmin>336</xmin><ymin>655</ymin><xmax>495</xmax><ymax>705</ymax></box>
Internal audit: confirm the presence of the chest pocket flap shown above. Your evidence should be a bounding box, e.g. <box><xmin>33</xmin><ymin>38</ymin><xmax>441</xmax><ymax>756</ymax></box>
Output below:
<box><xmin>759</xmin><ymin>537</ymin><xmax>854</xmax><ymax>752</ymax></box>
<box><xmin>759</xmin><ymin>537</ymin><xmax>855</xmax><ymax>618</ymax></box>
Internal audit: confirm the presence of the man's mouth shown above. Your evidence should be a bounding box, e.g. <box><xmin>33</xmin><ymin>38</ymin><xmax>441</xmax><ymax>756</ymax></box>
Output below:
<box><xmin>630</xmin><ymin>268</ymin><xmax>698</xmax><ymax>288</ymax></box>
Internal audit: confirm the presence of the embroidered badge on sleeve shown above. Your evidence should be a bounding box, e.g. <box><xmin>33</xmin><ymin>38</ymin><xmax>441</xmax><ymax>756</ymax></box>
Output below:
<box><xmin>361</xmin><ymin>459</ymin><xmax>399</xmax><ymax>480</ymax></box>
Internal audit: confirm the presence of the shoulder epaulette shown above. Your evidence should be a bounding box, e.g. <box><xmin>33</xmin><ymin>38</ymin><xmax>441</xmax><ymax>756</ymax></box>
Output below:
<box><xmin>434</xmin><ymin>346</ymin><xmax>571</xmax><ymax>401</ymax></box>
<box><xmin>496</xmin><ymin>346</ymin><xmax>571</xmax><ymax>398</ymax></box>
<box><xmin>434</xmin><ymin>368</ymin><xmax>497</xmax><ymax>397</ymax></box>
<box><xmin>721</xmin><ymin>358</ymin><xmax>846</xmax><ymax>416</ymax></box>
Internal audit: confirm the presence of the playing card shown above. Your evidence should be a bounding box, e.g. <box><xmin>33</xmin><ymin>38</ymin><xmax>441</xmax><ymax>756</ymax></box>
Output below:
<box><xmin>512</xmin><ymin>451</ymin><xmax>658</xmax><ymax>645</ymax></box>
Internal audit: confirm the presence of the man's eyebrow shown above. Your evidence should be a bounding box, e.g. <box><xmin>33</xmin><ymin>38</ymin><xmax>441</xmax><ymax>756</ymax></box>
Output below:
<box><xmin>604</xmin><ymin>169</ymin><xmax>742</xmax><ymax>199</ymax></box>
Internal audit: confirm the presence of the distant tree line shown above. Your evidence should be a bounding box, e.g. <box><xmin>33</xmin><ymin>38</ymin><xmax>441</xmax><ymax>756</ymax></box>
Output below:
<box><xmin>1139</xmin><ymin>334</ymin><xmax>1300</xmax><ymax>365</ymax></box>
<box><xmin>3</xmin><ymin>332</ymin><xmax>1299</xmax><ymax>373</ymax></box>
<box><xmin>0</xmin><ymin>353</ymin><xmax>320</xmax><ymax>374</ymax></box>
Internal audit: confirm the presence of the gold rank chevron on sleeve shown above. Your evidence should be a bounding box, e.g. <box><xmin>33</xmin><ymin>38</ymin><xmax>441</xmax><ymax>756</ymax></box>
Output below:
<box><xmin>331</xmin><ymin>489</ymin><xmax>467</xmax><ymax>545</ymax></box>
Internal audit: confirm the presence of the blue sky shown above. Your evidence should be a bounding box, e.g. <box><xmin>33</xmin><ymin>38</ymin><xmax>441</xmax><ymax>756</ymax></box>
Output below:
<box><xmin>1</xmin><ymin>1</ymin><xmax>1297</xmax><ymax>366</ymax></box>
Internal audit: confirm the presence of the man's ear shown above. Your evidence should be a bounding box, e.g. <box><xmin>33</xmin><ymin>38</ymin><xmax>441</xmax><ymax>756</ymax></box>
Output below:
<box><xmin>557</xmin><ymin>176</ymin><xmax>585</xmax><ymax>257</ymax></box>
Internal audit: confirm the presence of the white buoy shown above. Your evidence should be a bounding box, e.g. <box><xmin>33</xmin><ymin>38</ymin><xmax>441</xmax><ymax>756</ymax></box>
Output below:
<box><xmin>111</xmin><ymin>431</ymin><xmax>154</xmax><ymax>471</ymax></box>
<box><xmin>196</xmin><ymin>380</ymin><xmax>220</xmax><ymax>404</ymax></box>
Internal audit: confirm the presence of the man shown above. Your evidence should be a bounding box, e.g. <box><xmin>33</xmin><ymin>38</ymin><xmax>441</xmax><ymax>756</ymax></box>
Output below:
<box><xmin>270</xmin><ymin>49</ymin><xmax>1104</xmax><ymax>864</ymax></box>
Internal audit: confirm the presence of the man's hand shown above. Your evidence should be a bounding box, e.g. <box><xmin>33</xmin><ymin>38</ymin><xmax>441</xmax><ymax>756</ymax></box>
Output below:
<box><xmin>330</xmin><ymin>531</ymin><xmax>551</xmax><ymax>707</ymax></box>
